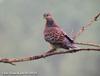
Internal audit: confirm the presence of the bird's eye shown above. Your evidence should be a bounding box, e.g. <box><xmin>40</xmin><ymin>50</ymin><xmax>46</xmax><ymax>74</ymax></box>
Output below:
<box><xmin>46</xmin><ymin>14</ymin><xmax>49</xmax><ymax>16</ymax></box>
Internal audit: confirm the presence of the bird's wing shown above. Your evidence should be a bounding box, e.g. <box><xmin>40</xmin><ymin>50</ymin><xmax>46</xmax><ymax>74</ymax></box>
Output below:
<box><xmin>60</xmin><ymin>29</ymin><xmax>74</xmax><ymax>43</ymax></box>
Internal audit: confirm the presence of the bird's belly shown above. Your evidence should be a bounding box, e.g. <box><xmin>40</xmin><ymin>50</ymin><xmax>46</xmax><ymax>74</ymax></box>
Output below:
<box><xmin>44</xmin><ymin>34</ymin><xmax>58</xmax><ymax>43</ymax></box>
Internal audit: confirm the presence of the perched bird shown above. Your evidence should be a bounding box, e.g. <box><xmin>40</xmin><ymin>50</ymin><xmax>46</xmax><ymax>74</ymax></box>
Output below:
<box><xmin>43</xmin><ymin>13</ymin><xmax>76</xmax><ymax>52</ymax></box>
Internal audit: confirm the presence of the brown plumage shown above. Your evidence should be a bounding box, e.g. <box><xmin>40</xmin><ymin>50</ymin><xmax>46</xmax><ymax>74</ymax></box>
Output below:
<box><xmin>43</xmin><ymin>13</ymin><xmax>76</xmax><ymax>52</ymax></box>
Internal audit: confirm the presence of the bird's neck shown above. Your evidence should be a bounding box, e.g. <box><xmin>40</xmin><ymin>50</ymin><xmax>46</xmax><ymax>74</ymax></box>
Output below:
<box><xmin>46</xmin><ymin>19</ymin><xmax>54</xmax><ymax>26</ymax></box>
<box><xmin>46</xmin><ymin>19</ymin><xmax>57</xmax><ymax>27</ymax></box>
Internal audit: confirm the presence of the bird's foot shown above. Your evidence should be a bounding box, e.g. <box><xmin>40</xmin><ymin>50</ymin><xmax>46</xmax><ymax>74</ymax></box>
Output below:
<box><xmin>46</xmin><ymin>48</ymin><xmax>56</xmax><ymax>54</ymax></box>
<box><xmin>42</xmin><ymin>48</ymin><xmax>56</xmax><ymax>58</ymax></box>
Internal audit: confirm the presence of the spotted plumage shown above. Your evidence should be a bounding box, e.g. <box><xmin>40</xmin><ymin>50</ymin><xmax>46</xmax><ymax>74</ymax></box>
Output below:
<box><xmin>43</xmin><ymin>13</ymin><xmax>76</xmax><ymax>51</ymax></box>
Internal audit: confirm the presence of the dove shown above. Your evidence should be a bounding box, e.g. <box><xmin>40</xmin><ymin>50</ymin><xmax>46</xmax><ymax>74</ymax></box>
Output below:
<box><xmin>43</xmin><ymin>13</ymin><xmax>77</xmax><ymax>52</ymax></box>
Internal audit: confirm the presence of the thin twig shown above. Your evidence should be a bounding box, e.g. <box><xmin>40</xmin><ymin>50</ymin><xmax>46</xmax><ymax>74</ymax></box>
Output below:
<box><xmin>73</xmin><ymin>12</ymin><xmax>100</xmax><ymax>40</ymax></box>
<box><xmin>75</xmin><ymin>42</ymin><xmax>100</xmax><ymax>48</ymax></box>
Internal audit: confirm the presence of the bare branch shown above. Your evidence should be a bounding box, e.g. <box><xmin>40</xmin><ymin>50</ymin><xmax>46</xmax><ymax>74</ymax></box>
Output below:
<box><xmin>0</xmin><ymin>48</ymin><xmax>100</xmax><ymax>65</ymax></box>
<box><xmin>73</xmin><ymin>12</ymin><xmax>100</xmax><ymax>40</ymax></box>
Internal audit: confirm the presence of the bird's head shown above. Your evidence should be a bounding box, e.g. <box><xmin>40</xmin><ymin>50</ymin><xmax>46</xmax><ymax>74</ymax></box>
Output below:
<box><xmin>43</xmin><ymin>13</ymin><xmax>58</xmax><ymax>27</ymax></box>
<box><xmin>43</xmin><ymin>13</ymin><xmax>53</xmax><ymax>20</ymax></box>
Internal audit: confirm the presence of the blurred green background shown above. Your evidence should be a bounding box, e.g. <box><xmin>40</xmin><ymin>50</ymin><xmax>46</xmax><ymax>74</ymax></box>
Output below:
<box><xmin>0</xmin><ymin>0</ymin><xmax>100</xmax><ymax>76</ymax></box>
